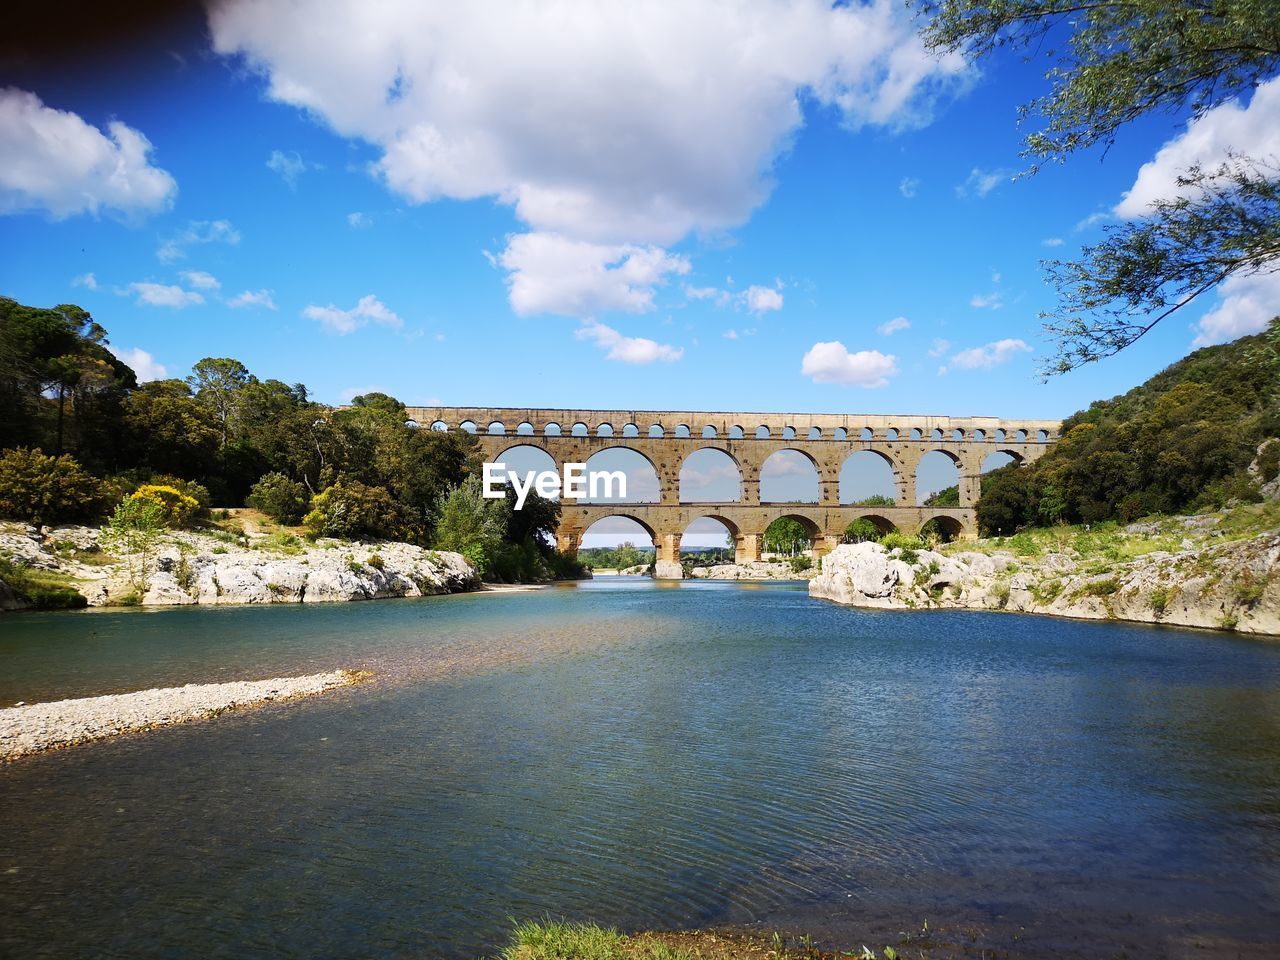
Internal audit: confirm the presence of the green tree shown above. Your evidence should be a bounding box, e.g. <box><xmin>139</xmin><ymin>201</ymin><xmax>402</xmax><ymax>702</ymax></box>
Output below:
<box><xmin>247</xmin><ymin>472</ymin><xmax>310</xmax><ymax>524</ymax></box>
<box><xmin>0</xmin><ymin>448</ymin><xmax>105</xmax><ymax>526</ymax></box>
<box><xmin>432</xmin><ymin>476</ymin><xmax>510</xmax><ymax>573</ymax></box>
<box><xmin>188</xmin><ymin>357</ymin><xmax>255</xmax><ymax>449</ymax></box>
<box><xmin>123</xmin><ymin>380</ymin><xmax>222</xmax><ymax>480</ymax></box>
<box><xmin>922</xmin><ymin>1</ymin><xmax>1280</xmax><ymax>372</ymax></box>
<box><xmin>102</xmin><ymin>497</ymin><xmax>166</xmax><ymax>595</ymax></box>
<box><xmin>843</xmin><ymin>518</ymin><xmax>882</xmax><ymax>543</ymax></box>
<box><xmin>303</xmin><ymin>480</ymin><xmax>405</xmax><ymax>540</ymax></box>
<box><xmin>764</xmin><ymin>516</ymin><xmax>811</xmax><ymax>555</ymax></box>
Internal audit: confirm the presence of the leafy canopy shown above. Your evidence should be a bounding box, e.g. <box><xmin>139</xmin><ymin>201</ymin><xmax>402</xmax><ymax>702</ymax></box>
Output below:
<box><xmin>921</xmin><ymin>1</ymin><xmax>1280</xmax><ymax>372</ymax></box>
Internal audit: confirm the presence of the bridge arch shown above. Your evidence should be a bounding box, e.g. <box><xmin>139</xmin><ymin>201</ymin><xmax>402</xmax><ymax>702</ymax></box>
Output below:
<box><xmin>857</xmin><ymin>513</ymin><xmax>898</xmax><ymax>535</ymax></box>
<box><xmin>919</xmin><ymin>514</ymin><xmax>965</xmax><ymax>543</ymax></box>
<box><xmin>544</xmin><ymin>421</ymin><xmax>562</xmax><ymax>436</ymax></box>
<box><xmin>915</xmin><ymin>450</ymin><xmax>961</xmax><ymax>506</ymax></box>
<box><xmin>580</xmin><ymin>447</ymin><xmax>661</xmax><ymax>503</ymax></box>
<box><xmin>571</xmin><ymin>421</ymin><xmax>589</xmax><ymax>436</ymax></box>
<box><xmin>487</xmin><ymin>420</ymin><xmax>506</xmax><ymax>435</ymax></box>
<box><xmin>759</xmin><ymin>448</ymin><xmax>820</xmax><ymax>503</ymax></box>
<box><xmin>840</xmin><ymin>449</ymin><xmax>899</xmax><ymax>505</ymax></box>
<box><xmin>679</xmin><ymin>447</ymin><xmax>743</xmax><ymax>502</ymax></box>
<box><xmin>579</xmin><ymin>513</ymin><xmax>658</xmax><ymax>546</ymax></box>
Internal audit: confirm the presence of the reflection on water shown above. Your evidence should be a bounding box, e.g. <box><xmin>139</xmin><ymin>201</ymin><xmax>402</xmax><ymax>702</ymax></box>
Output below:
<box><xmin>2</xmin><ymin>579</ymin><xmax>1279</xmax><ymax>959</ymax></box>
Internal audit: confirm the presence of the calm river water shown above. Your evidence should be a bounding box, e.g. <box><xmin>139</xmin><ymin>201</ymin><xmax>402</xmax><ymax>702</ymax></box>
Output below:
<box><xmin>2</xmin><ymin>579</ymin><xmax>1279</xmax><ymax>959</ymax></box>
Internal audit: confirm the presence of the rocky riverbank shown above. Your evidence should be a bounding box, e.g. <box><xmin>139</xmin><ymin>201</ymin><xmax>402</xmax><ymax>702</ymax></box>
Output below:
<box><xmin>0</xmin><ymin>519</ymin><xmax>480</xmax><ymax>610</ymax></box>
<box><xmin>688</xmin><ymin>560</ymin><xmax>818</xmax><ymax>580</ymax></box>
<box><xmin>810</xmin><ymin>505</ymin><xmax>1280</xmax><ymax>636</ymax></box>
<box><xmin>1</xmin><ymin>670</ymin><xmax>365</xmax><ymax>760</ymax></box>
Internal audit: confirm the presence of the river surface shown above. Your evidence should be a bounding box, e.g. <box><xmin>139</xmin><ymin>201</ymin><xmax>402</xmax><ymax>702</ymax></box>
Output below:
<box><xmin>2</xmin><ymin>579</ymin><xmax>1280</xmax><ymax>959</ymax></box>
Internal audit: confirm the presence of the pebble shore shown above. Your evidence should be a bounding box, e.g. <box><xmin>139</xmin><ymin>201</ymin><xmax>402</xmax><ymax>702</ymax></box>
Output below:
<box><xmin>1</xmin><ymin>670</ymin><xmax>364</xmax><ymax>760</ymax></box>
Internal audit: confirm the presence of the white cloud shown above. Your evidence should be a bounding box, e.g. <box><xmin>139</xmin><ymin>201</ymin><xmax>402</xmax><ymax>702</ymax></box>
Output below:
<box><xmin>1116</xmin><ymin>77</ymin><xmax>1280</xmax><ymax>218</ymax></box>
<box><xmin>127</xmin><ymin>282</ymin><xmax>204</xmax><ymax>308</ymax></box>
<box><xmin>181</xmin><ymin>270</ymin><xmax>220</xmax><ymax>290</ymax></box>
<box><xmin>347</xmin><ymin>211</ymin><xmax>372</xmax><ymax>228</ymax></box>
<box><xmin>228</xmin><ymin>289</ymin><xmax>277</xmax><ymax>310</ymax></box>
<box><xmin>800</xmin><ymin>341</ymin><xmax>897</xmax><ymax>387</ymax></box>
<box><xmin>948</xmin><ymin>338</ymin><xmax>1032</xmax><ymax>371</ymax></box>
<box><xmin>72</xmin><ymin>272</ymin><xmax>98</xmax><ymax>290</ymax></box>
<box><xmin>743</xmin><ymin>284</ymin><xmax>784</xmax><ymax>314</ymax></box>
<box><xmin>499</xmin><ymin>232</ymin><xmax>690</xmax><ymax>317</ymax></box>
<box><xmin>0</xmin><ymin>88</ymin><xmax>176</xmax><ymax>220</ymax></box>
<box><xmin>303</xmin><ymin>294</ymin><xmax>404</xmax><ymax>334</ymax></box>
<box><xmin>1193</xmin><ymin>271</ymin><xmax>1280</xmax><ymax>347</ymax></box>
<box><xmin>576</xmin><ymin>320</ymin><xmax>683</xmax><ymax>364</ymax></box>
<box><xmin>108</xmin><ymin>345</ymin><xmax>167</xmax><ymax>382</ymax></box>
<box><xmin>877</xmin><ymin>315</ymin><xmax>910</xmax><ymax>335</ymax></box>
<box><xmin>1074</xmin><ymin>211</ymin><xmax>1112</xmax><ymax>231</ymax></box>
<box><xmin>899</xmin><ymin>176</ymin><xmax>919</xmax><ymax>198</ymax></box>
<box><xmin>928</xmin><ymin>338</ymin><xmax>951</xmax><ymax>357</ymax></box>
<box><xmin>723</xmin><ymin>329</ymin><xmax>739</xmax><ymax>340</ymax></box>
<box><xmin>209</xmin><ymin>0</ymin><xmax>968</xmax><ymax>315</ymax></box>
<box><xmin>157</xmin><ymin>219</ymin><xmax>240</xmax><ymax>263</ymax></box>
<box><xmin>1041</xmin><ymin>237</ymin><xmax>1064</xmax><ymax>247</ymax></box>
<box><xmin>969</xmin><ymin>291</ymin><xmax>1004</xmax><ymax>309</ymax></box>
<box><xmin>956</xmin><ymin>167</ymin><xmax>1011</xmax><ymax>198</ymax></box>
<box><xmin>266</xmin><ymin>149</ymin><xmax>307</xmax><ymax>187</ymax></box>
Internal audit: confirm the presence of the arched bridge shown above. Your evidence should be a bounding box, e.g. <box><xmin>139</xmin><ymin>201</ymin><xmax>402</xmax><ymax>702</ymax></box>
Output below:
<box><xmin>405</xmin><ymin>406</ymin><xmax>1060</xmax><ymax>577</ymax></box>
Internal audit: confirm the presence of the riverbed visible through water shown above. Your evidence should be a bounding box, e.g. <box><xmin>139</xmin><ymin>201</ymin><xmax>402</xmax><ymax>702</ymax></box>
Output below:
<box><xmin>2</xmin><ymin>578</ymin><xmax>1279</xmax><ymax>958</ymax></box>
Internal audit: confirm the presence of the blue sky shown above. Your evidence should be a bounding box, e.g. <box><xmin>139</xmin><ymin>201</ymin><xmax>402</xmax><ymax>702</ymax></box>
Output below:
<box><xmin>3</xmin><ymin>3</ymin><xmax>1276</xmax><ymax>543</ymax></box>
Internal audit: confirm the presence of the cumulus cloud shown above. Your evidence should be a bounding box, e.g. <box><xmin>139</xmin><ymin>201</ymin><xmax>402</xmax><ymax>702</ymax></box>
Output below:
<box><xmin>228</xmin><ymin>289</ymin><xmax>277</xmax><ymax>310</ymax></box>
<box><xmin>157</xmin><ymin>219</ymin><xmax>240</xmax><ymax>263</ymax></box>
<box><xmin>743</xmin><ymin>284</ymin><xmax>784</xmax><ymax>314</ymax></box>
<box><xmin>800</xmin><ymin>341</ymin><xmax>897</xmax><ymax>387</ymax></box>
<box><xmin>1116</xmin><ymin>77</ymin><xmax>1280</xmax><ymax>218</ymax></box>
<box><xmin>347</xmin><ymin>211</ymin><xmax>371</xmax><ymax>228</ymax></box>
<box><xmin>209</xmin><ymin>0</ymin><xmax>968</xmax><ymax>316</ymax></box>
<box><xmin>500</xmin><ymin>233</ymin><xmax>690</xmax><ymax>317</ymax></box>
<box><xmin>576</xmin><ymin>320</ymin><xmax>683</xmax><ymax>364</ymax></box>
<box><xmin>969</xmin><ymin>291</ymin><xmax>1004</xmax><ymax>309</ymax></box>
<box><xmin>899</xmin><ymin>176</ymin><xmax>919</xmax><ymax>198</ymax></box>
<box><xmin>1042</xmin><ymin>237</ymin><xmax>1064</xmax><ymax>247</ymax></box>
<box><xmin>1193</xmin><ymin>271</ymin><xmax>1280</xmax><ymax>347</ymax></box>
<box><xmin>878</xmin><ymin>315</ymin><xmax>910</xmax><ymax>335</ymax></box>
<box><xmin>303</xmin><ymin>294</ymin><xmax>404</xmax><ymax>334</ymax></box>
<box><xmin>180</xmin><ymin>270</ymin><xmax>220</xmax><ymax>290</ymax></box>
<box><xmin>127</xmin><ymin>282</ymin><xmax>204</xmax><ymax>308</ymax></box>
<box><xmin>946</xmin><ymin>338</ymin><xmax>1032</xmax><ymax>371</ymax></box>
<box><xmin>108</xmin><ymin>345</ymin><xmax>167</xmax><ymax>382</ymax></box>
<box><xmin>266</xmin><ymin>149</ymin><xmax>307</xmax><ymax>187</ymax></box>
<box><xmin>72</xmin><ymin>272</ymin><xmax>98</xmax><ymax>290</ymax></box>
<box><xmin>0</xmin><ymin>88</ymin><xmax>176</xmax><ymax>220</ymax></box>
<box><xmin>956</xmin><ymin>167</ymin><xmax>1011</xmax><ymax>198</ymax></box>
<box><xmin>928</xmin><ymin>338</ymin><xmax>951</xmax><ymax>357</ymax></box>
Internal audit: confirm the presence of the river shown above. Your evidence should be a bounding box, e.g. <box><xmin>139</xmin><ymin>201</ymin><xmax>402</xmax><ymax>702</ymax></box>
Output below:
<box><xmin>2</xmin><ymin>578</ymin><xmax>1279</xmax><ymax>958</ymax></box>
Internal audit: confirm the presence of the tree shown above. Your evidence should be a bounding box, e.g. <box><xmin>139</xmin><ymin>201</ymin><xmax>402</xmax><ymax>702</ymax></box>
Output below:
<box><xmin>843</xmin><ymin>518</ymin><xmax>882</xmax><ymax>543</ymax></box>
<box><xmin>764</xmin><ymin>516</ymin><xmax>811</xmax><ymax>555</ymax></box>
<box><xmin>921</xmin><ymin>1</ymin><xmax>1280</xmax><ymax>372</ymax></box>
<box><xmin>123</xmin><ymin>380</ymin><xmax>222</xmax><ymax>479</ymax></box>
<box><xmin>0</xmin><ymin>448</ymin><xmax>105</xmax><ymax>526</ymax></box>
<box><xmin>188</xmin><ymin>357</ymin><xmax>254</xmax><ymax>448</ymax></box>
<box><xmin>303</xmin><ymin>480</ymin><xmax>406</xmax><ymax>540</ymax></box>
<box><xmin>102</xmin><ymin>497</ymin><xmax>166</xmax><ymax>595</ymax></box>
<box><xmin>432</xmin><ymin>476</ymin><xmax>510</xmax><ymax>573</ymax></box>
<box><xmin>247</xmin><ymin>472</ymin><xmax>310</xmax><ymax>524</ymax></box>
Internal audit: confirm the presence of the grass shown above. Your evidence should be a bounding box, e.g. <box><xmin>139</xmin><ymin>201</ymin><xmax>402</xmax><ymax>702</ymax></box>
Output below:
<box><xmin>0</xmin><ymin>557</ymin><xmax>87</xmax><ymax>609</ymax></box>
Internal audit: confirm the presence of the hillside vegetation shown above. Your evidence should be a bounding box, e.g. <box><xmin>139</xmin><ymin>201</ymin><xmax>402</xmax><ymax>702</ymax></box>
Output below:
<box><xmin>978</xmin><ymin>319</ymin><xmax>1280</xmax><ymax>535</ymax></box>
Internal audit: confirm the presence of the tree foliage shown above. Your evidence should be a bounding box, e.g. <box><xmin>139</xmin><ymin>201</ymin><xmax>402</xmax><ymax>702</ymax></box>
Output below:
<box><xmin>976</xmin><ymin>320</ymin><xmax>1280</xmax><ymax>532</ymax></box>
<box><xmin>764</xmin><ymin>516</ymin><xmax>811</xmax><ymax>554</ymax></box>
<box><xmin>921</xmin><ymin>1</ymin><xmax>1280</xmax><ymax>371</ymax></box>
<box><xmin>0</xmin><ymin>447</ymin><xmax>105</xmax><ymax>526</ymax></box>
<box><xmin>247</xmin><ymin>472</ymin><xmax>310</xmax><ymax>524</ymax></box>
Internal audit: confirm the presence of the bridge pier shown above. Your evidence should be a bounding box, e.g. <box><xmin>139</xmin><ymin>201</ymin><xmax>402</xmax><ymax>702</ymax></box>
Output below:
<box><xmin>655</xmin><ymin>532</ymin><xmax>683</xmax><ymax>580</ymax></box>
<box><xmin>734</xmin><ymin>533</ymin><xmax>763</xmax><ymax>565</ymax></box>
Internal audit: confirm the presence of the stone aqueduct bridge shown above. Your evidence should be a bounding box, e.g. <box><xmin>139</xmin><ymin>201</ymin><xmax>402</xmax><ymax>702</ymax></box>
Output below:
<box><xmin>405</xmin><ymin>406</ymin><xmax>1060</xmax><ymax>575</ymax></box>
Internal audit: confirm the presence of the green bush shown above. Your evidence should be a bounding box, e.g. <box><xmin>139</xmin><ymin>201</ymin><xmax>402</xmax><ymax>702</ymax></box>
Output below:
<box><xmin>304</xmin><ymin>480</ymin><xmax>405</xmax><ymax>540</ymax></box>
<box><xmin>1258</xmin><ymin>440</ymin><xmax>1280</xmax><ymax>483</ymax></box>
<box><xmin>789</xmin><ymin>555</ymin><xmax>813</xmax><ymax>573</ymax></box>
<box><xmin>247</xmin><ymin>472</ymin><xmax>310</xmax><ymax>524</ymax></box>
<box><xmin>0</xmin><ymin>448</ymin><xmax>105</xmax><ymax>526</ymax></box>
<box><xmin>0</xmin><ymin>558</ymin><xmax>87</xmax><ymax>609</ymax></box>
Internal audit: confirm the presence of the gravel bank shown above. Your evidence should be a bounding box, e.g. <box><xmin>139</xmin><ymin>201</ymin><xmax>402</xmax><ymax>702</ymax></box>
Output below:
<box><xmin>1</xmin><ymin>670</ymin><xmax>364</xmax><ymax>760</ymax></box>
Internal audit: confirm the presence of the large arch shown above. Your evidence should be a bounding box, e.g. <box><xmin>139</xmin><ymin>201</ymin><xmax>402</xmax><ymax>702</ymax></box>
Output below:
<box><xmin>679</xmin><ymin>447</ymin><xmax>743</xmax><ymax>502</ymax></box>
<box><xmin>763</xmin><ymin>512</ymin><xmax>821</xmax><ymax>556</ymax></box>
<box><xmin>915</xmin><ymin>450</ymin><xmax>961</xmax><ymax>506</ymax></box>
<box><xmin>919</xmin><ymin>514</ymin><xmax>964</xmax><ymax>543</ymax></box>
<box><xmin>580</xmin><ymin>448</ymin><xmax>661</xmax><ymax>503</ymax></box>
<box><xmin>839</xmin><ymin>450</ymin><xmax>898</xmax><ymax>505</ymax></box>
<box><xmin>682</xmin><ymin>515</ymin><xmax>739</xmax><ymax>563</ymax></box>
<box><xmin>579</xmin><ymin>515</ymin><xmax>658</xmax><ymax>548</ymax></box>
<box><xmin>491</xmin><ymin>444</ymin><xmax>559</xmax><ymax>498</ymax></box>
<box><xmin>759</xmin><ymin>449</ymin><xmax>820</xmax><ymax>503</ymax></box>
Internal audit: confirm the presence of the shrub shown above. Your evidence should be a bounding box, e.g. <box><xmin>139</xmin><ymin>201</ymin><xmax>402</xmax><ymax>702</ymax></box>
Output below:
<box><xmin>1149</xmin><ymin>586</ymin><xmax>1171</xmax><ymax>617</ymax></box>
<box><xmin>0</xmin><ymin>558</ymin><xmax>87</xmax><ymax>609</ymax></box>
<box><xmin>247</xmin><ymin>472</ymin><xmax>310</xmax><ymax>524</ymax></box>
<box><xmin>0</xmin><ymin>448</ymin><xmax>105</xmax><ymax>526</ymax></box>
<box><xmin>149</xmin><ymin>475</ymin><xmax>212</xmax><ymax>513</ymax></box>
<box><xmin>304</xmin><ymin>480</ymin><xmax>405</xmax><ymax>540</ymax></box>
<box><xmin>789</xmin><ymin>555</ymin><xmax>813</xmax><ymax>573</ymax></box>
<box><xmin>1258</xmin><ymin>440</ymin><xmax>1280</xmax><ymax>483</ymax></box>
<box><xmin>125</xmin><ymin>485</ymin><xmax>202</xmax><ymax>529</ymax></box>
<box><xmin>366</xmin><ymin>553</ymin><xmax>384</xmax><ymax>570</ymax></box>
